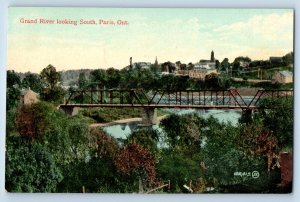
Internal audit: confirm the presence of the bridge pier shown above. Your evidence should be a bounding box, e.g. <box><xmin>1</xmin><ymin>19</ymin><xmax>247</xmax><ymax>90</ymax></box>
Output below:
<box><xmin>142</xmin><ymin>108</ymin><xmax>157</xmax><ymax>125</ymax></box>
<box><xmin>60</xmin><ymin>106</ymin><xmax>79</xmax><ymax>116</ymax></box>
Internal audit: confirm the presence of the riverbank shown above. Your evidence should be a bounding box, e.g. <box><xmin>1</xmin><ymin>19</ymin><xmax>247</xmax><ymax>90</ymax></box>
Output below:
<box><xmin>89</xmin><ymin>115</ymin><xmax>169</xmax><ymax>128</ymax></box>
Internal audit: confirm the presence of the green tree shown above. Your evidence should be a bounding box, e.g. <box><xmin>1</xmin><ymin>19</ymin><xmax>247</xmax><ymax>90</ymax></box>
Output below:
<box><xmin>6</xmin><ymin>140</ymin><xmax>62</xmax><ymax>192</ymax></box>
<box><xmin>106</xmin><ymin>68</ymin><xmax>120</xmax><ymax>88</ymax></box>
<box><xmin>160</xmin><ymin>114</ymin><xmax>202</xmax><ymax>155</ymax></box>
<box><xmin>7</xmin><ymin>70</ymin><xmax>21</xmax><ymax>88</ymax></box>
<box><xmin>78</xmin><ymin>72</ymin><xmax>87</xmax><ymax>89</ymax></box>
<box><xmin>90</xmin><ymin>69</ymin><xmax>107</xmax><ymax>89</ymax></box>
<box><xmin>6</xmin><ymin>70</ymin><xmax>21</xmax><ymax>110</ymax></box>
<box><xmin>282</xmin><ymin>52</ymin><xmax>293</xmax><ymax>66</ymax></box>
<box><xmin>57</xmin><ymin>128</ymin><xmax>119</xmax><ymax>193</ymax></box>
<box><xmin>40</xmin><ymin>86</ymin><xmax>65</xmax><ymax>105</ymax></box>
<box><xmin>127</xmin><ymin>128</ymin><xmax>160</xmax><ymax>155</ymax></box>
<box><xmin>22</xmin><ymin>72</ymin><xmax>44</xmax><ymax>93</ymax></box>
<box><xmin>40</xmin><ymin>65</ymin><xmax>65</xmax><ymax>104</ymax></box>
<box><xmin>157</xmin><ymin>152</ymin><xmax>202</xmax><ymax>192</ymax></box>
<box><xmin>254</xmin><ymin>97</ymin><xmax>293</xmax><ymax>149</ymax></box>
<box><xmin>205</xmin><ymin>73</ymin><xmax>219</xmax><ymax>89</ymax></box>
<box><xmin>199</xmin><ymin>117</ymin><xmax>278</xmax><ymax>192</ymax></box>
<box><xmin>232</xmin><ymin>56</ymin><xmax>251</xmax><ymax>71</ymax></box>
<box><xmin>220</xmin><ymin>58</ymin><xmax>230</xmax><ymax>72</ymax></box>
<box><xmin>40</xmin><ymin>64</ymin><xmax>60</xmax><ymax>90</ymax></box>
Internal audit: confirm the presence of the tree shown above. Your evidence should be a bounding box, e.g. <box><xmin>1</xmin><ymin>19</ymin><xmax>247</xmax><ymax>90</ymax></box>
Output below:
<box><xmin>127</xmin><ymin>128</ymin><xmax>160</xmax><ymax>155</ymax></box>
<box><xmin>254</xmin><ymin>97</ymin><xmax>293</xmax><ymax>149</ymax></box>
<box><xmin>115</xmin><ymin>143</ymin><xmax>157</xmax><ymax>188</ymax></box>
<box><xmin>22</xmin><ymin>72</ymin><xmax>44</xmax><ymax>93</ymax></box>
<box><xmin>232</xmin><ymin>56</ymin><xmax>251</xmax><ymax>71</ymax></box>
<box><xmin>220</xmin><ymin>58</ymin><xmax>230</xmax><ymax>72</ymax></box>
<box><xmin>89</xmin><ymin>128</ymin><xmax>119</xmax><ymax>159</ymax></box>
<box><xmin>205</xmin><ymin>73</ymin><xmax>219</xmax><ymax>89</ymax></box>
<box><xmin>106</xmin><ymin>68</ymin><xmax>120</xmax><ymax>88</ymax></box>
<box><xmin>157</xmin><ymin>152</ymin><xmax>202</xmax><ymax>192</ymax></box>
<box><xmin>282</xmin><ymin>52</ymin><xmax>293</xmax><ymax>66</ymax></box>
<box><xmin>6</xmin><ymin>140</ymin><xmax>62</xmax><ymax>192</ymax></box>
<box><xmin>7</xmin><ymin>70</ymin><xmax>21</xmax><ymax>110</ymax></box>
<box><xmin>78</xmin><ymin>72</ymin><xmax>87</xmax><ymax>89</ymax></box>
<box><xmin>40</xmin><ymin>86</ymin><xmax>65</xmax><ymax>104</ymax></box>
<box><xmin>90</xmin><ymin>69</ymin><xmax>107</xmax><ymax>89</ymax></box>
<box><xmin>200</xmin><ymin>117</ymin><xmax>277</xmax><ymax>192</ymax></box>
<box><xmin>40</xmin><ymin>64</ymin><xmax>60</xmax><ymax>90</ymax></box>
<box><xmin>40</xmin><ymin>65</ymin><xmax>65</xmax><ymax>104</ymax></box>
<box><xmin>160</xmin><ymin>114</ymin><xmax>202</xmax><ymax>154</ymax></box>
<box><xmin>16</xmin><ymin>102</ymin><xmax>52</xmax><ymax>140</ymax></box>
<box><xmin>7</xmin><ymin>70</ymin><xmax>21</xmax><ymax>88</ymax></box>
<box><xmin>187</xmin><ymin>62</ymin><xmax>195</xmax><ymax>70</ymax></box>
<box><xmin>215</xmin><ymin>60</ymin><xmax>220</xmax><ymax>70</ymax></box>
<box><xmin>233</xmin><ymin>56</ymin><xmax>251</xmax><ymax>63</ymax></box>
<box><xmin>161</xmin><ymin>61</ymin><xmax>175</xmax><ymax>73</ymax></box>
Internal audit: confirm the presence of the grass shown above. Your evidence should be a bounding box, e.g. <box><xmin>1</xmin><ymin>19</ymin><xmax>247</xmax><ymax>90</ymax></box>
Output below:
<box><xmin>80</xmin><ymin>107</ymin><xmax>170</xmax><ymax>123</ymax></box>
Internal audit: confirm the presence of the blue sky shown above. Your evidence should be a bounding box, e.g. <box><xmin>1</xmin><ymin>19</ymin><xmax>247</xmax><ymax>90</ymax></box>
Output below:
<box><xmin>8</xmin><ymin>7</ymin><xmax>293</xmax><ymax>73</ymax></box>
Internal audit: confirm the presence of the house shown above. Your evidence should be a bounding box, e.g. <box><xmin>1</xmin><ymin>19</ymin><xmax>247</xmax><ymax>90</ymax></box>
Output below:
<box><xmin>239</xmin><ymin>61</ymin><xmax>249</xmax><ymax>69</ymax></box>
<box><xmin>20</xmin><ymin>88</ymin><xmax>39</xmax><ymax>105</ymax></box>
<box><xmin>194</xmin><ymin>61</ymin><xmax>216</xmax><ymax>70</ymax></box>
<box><xmin>272</xmin><ymin>71</ymin><xmax>293</xmax><ymax>84</ymax></box>
<box><xmin>189</xmin><ymin>69</ymin><xmax>218</xmax><ymax>80</ymax></box>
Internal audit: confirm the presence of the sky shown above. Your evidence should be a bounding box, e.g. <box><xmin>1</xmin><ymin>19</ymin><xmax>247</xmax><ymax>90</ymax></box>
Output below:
<box><xmin>7</xmin><ymin>7</ymin><xmax>294</xmax><ymax>73</ymax></box>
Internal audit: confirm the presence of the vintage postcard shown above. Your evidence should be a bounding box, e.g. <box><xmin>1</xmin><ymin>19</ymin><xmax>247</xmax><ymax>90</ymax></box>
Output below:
<box><xmin>6</xmin><ymin>7</ymin><xmax>293</xmax><ymax>193</ymax></box>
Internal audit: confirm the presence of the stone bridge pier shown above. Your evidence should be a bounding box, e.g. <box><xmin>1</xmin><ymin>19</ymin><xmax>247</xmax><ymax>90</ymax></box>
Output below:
<box><xmin>142</xmin><ymin>107</ymin><xmax>157</xmax><ymax>125</ymax></box>
<box><xmin>59</xmin><ymin>105</ymin><xmax>79</xmax><ymax>116</ymax></box>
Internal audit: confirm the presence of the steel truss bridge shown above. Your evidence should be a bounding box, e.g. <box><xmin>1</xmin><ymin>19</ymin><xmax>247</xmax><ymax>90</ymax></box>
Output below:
<box><xmin>60</xmin><ymin>89</ymin><xmax>293</xmax><ymax>111</ymax></box>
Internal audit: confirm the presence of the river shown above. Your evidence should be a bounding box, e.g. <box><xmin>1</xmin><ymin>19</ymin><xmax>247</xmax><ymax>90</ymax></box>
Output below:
<box><xmin>103</xmin><ymin>109</ymin><xmax>242</xmax><ymax>140</ymax></box>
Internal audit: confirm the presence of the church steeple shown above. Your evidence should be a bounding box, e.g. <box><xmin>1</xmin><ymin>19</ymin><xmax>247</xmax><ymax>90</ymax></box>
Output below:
<box><xmin>210</xmin><ymin>50</ymin><xmax>215</xmax><ymax>62</ymax></box>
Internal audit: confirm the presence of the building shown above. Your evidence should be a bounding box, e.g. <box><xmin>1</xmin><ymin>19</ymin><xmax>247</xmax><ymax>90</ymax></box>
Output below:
<box><xmin>20</xmin><ymin>88</ymin><xmax>39</xmax><ymax>105</ymax></box>
<box><xmin>194</xmin><ymin>62</ymin><xmax>216</xmax><ymax>70</ymax></box>
<box><xmin>239</xmin><ymin>61</ymin><xmax>249</xmax><ymax>69</ymax></box>
<box><xmin>272</xmin><ymin>71</ymin><xmax>293</xmax><ymax>84</ymax></box>
<box><xmin>189</xmin><ymin>69</ymin><xmax>218</xmax><ymax>80</ymax></box>
<box><xmin>196</xmin><ymin>50</ymin><xmax>217</xmax><ymax>69</ymax></box>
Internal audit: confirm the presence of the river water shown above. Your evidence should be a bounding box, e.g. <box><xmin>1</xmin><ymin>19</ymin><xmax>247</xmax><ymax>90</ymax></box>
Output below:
<box><xmin>103</xmin><ymin>109</ymin><xmax>242</xmax><ymax>140</ymax></box>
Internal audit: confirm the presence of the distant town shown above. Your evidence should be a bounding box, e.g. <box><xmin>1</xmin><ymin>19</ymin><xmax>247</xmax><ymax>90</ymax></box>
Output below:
<box><xmin>43</xmin><ymin>50</ymin><xmax>292</xmax><ymax>90</ymax></box>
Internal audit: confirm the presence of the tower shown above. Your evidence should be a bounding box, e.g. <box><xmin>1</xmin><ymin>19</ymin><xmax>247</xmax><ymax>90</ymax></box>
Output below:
<box><xmin>154</xmin><ymin>56</ymin><xmax>158</xmax><ymax>66</ymax></box>
<box><xmin>130</xmin><ymin>57</ymin><xmax>132</xmax><ymax>68</ymax></box>
<box><xmin>211</xmin><ymin>50</ymin><xmax>215</xmax><ymax>62</ymax></box>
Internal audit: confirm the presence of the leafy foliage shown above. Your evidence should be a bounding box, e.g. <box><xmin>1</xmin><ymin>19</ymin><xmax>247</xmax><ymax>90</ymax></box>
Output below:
<box><xmin>40</xmin><ymin>64</ymin><xmax>60</xmax><ymax>89</ymax></box>
<box><xmin>22</xmin><ymin>72</ymin><xmax>44</xmax><ymax>93</ymax></box>
<box><xmin>89</xmin><ymin>128</ymin><xmax>119</xmax><ymax>159</ymax></box>
<box><xmin>16</xmin><ymin>102</ymin><xmax>53</xmax><ymax>140</ymax></box>
<box><xmin>6</xmin><ymin>139</ymin><xmax>62</xmax><ymax>192</ymax></box>
<box><xmin>40</xmin><ymin>65</ymin><xmax>65</xmax><ymax>104</ymax></box>
<box><xmin>6</xmin><ymin>70</ymin><xmax>21</xmax><ymax>110</ymax></box>
<box><xmin>254</xmin><ymin>97</ymin><xmax>293</xmax><ymax>148</ymax></box>
<box><xmin>115</xmin><ymin>143</ymin><xmax>157</xmax><ymax>186</ymax></box>
<box><xmin>157</xmin><ymin>152</ymin><xmax>202</xmax><ymax>192</ymax></box>
<box><xmin>78</xmin><ymin>72</ymin><xmax>87</xmax><ymax>89</ymax></box>
<box><xmin>127</xmin><ymin>128</ymin><xmax>160</xmax><ymax>155</ymax></box>
<box><xmin>160</xmin><ymin>114</ymin><xmax>202</xmax><ymax>155</ymax></box>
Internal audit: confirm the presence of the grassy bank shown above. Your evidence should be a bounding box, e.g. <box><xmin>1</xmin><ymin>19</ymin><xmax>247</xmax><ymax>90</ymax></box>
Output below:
<box><xmin>80</xmin><ymin>107</ymin><xmax>170</xmax><ymax>123</ymax></box>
